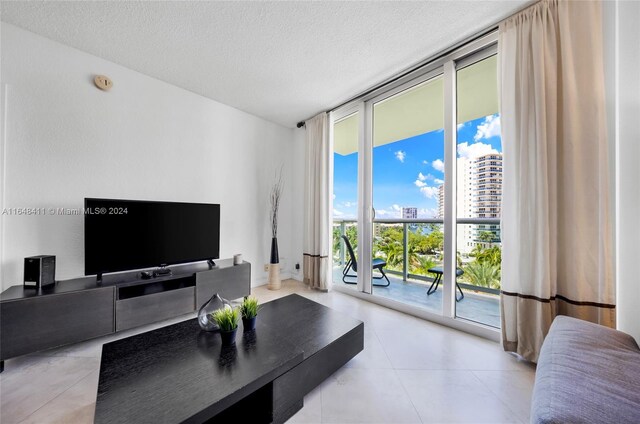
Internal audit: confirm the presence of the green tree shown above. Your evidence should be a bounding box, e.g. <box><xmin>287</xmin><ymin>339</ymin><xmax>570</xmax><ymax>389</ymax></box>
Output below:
<box><xmin>415</xmin><ymin>229</ymin><xmax>443</xmax><ymax>254</ymax></box>
<box><xmin>411</xmin><ymin>254</ymin><xmax>437</xmax><ymax>276</ymax></box>
<box><xmin>332</xmin><ymin>226</ymin><xmax>341</xmax><ymax>262</ymax></box>
<box><xmin>375</xmin><ymin>225</ymin><xmax>404</xmax><ymax>270</ymax></box>
<box><xmin>332</xmin><ymin>224</ymin><xmax>358</xmax><ymax>264</ymax></box>
<box><xmin>463</xmin><ymin>261</ymin><xmax>501</xmax><ymax>289</ymax></box>
<box><xmin>478</xmin><ymin>231</ymin><xmax>496</xmax><ymax>244</ymax></box>
<box><xmin>475</xmin><ymin>246</ymin><xmax>502</xmax><ymax>268</ymax></box>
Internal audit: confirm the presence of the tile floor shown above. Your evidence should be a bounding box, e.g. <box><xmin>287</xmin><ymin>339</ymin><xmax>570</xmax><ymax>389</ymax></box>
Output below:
<box><xmin>0</xmin><ymin>280</ymin><xmax>535</xmax><ymax>424</ymax></box>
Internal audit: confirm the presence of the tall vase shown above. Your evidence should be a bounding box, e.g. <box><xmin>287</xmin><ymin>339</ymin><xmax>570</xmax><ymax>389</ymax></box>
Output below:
<box><xmin>270</xmin><ymin>237</ymin><xmax>279</xmax><ymax>264</ymax></box>
<box><xmin>268</xmin><ymin>237</ymin><xmax>281</xmax><ymax>290</ymax></box>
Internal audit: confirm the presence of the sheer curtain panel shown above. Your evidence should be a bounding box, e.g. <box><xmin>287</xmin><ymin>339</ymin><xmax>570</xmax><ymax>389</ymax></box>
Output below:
<box><xmin>303</xmin><ymin>113</ymin><xmax>331</xmax><ymax>291</ymax></box>
<box><xmin>499</xmin><ymin>0</ymin><xmax>614</xmax><ymax>362</ymax></box>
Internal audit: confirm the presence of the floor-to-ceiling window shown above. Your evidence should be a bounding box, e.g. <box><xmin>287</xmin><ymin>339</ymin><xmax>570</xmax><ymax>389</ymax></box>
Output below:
<box><xmin>332</xmin><ymin>111</ymin><xmax>359</xmax><ymax>291</ymax></box>
<box><xmin>331</xmin><ymin>33</ymin><xmax>500</xmax><ymax>334</ymax></box>
<box><xmin>455</xmin><ymin>53</ymin><xmax>502</xmax><ymax>328</ymax></box>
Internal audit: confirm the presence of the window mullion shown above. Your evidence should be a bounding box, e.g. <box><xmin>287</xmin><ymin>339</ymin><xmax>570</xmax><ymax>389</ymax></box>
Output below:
<box><xmin>442</xmin><ymin>60</ymin><xmax>457</xmax><ymax>318</ymax></box>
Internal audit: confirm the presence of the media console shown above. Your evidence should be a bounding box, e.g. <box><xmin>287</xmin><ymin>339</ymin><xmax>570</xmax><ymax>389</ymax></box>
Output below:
<box><xmin>0</xmin><ymin>259</ymin><xmax>251</xmax><ymax>372</ymax></box>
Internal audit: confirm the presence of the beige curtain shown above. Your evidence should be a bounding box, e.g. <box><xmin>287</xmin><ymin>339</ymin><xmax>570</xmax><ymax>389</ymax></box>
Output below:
<box><xmin>303</xmin><ymin>113</ymin><xmax>331</xmax><ymax>291</ymax></box>
<box><xmin>499</xmin><ymin>0</ymin><xmax>615</xmax><ymax>362</ymax></box>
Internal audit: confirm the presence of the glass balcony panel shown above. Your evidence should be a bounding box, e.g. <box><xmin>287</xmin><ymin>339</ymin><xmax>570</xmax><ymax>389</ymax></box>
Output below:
<box><xmin>455</xmin><ymin>223</ymin><xmax>501</xmax><ymax>328</ymax></box>
<box><xmin>372</xmin><ymin>222</ymin><xmax>444</xmax><ymax>315</ymax></box>
<box><xmin>332</xmin><ymin>220</ymin><xmax>358</xmax><ymax>291</ymax></box>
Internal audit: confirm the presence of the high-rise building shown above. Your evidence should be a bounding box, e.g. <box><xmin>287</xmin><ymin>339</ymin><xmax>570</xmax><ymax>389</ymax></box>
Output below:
<box><xmin>473</xmin><ymin>153</ymin><xmax>502</xmax><ymax>245</ymax></box>
<box><xmin>402</xmin><ymin>207</ymin><xmax>417</xmax><ymax>219</ymax></box>
<box><xmin>456</xmin><ymin>158</ymin><xmax>475</xmax><ymax>254</ymax></box>
<box><xmin>436</xmin><ymin>153</ymin><xmax>503</xmax><ymax>254</ymax></box>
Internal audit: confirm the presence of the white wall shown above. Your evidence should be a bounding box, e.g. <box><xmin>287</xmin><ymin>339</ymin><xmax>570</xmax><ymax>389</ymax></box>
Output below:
<box><xmin>289</xmin><ymin>129</ymin><xmax>306</xmax><ymax>282</ymax></box>
<box><xmin>613</xmin><ymin>0</ymin><xmax>640</xmax><ymax>342</ymax></box>
<box><xmin>0</xmin><ymin>23</ymin><xmax>301</xmax><ymax>290</ymax></box>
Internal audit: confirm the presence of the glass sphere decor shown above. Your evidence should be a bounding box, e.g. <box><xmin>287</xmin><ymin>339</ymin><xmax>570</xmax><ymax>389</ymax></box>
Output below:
<box><xmin>198</xmin><ymin>293</ymin><xmax>231</xmax><ymax>331</ymax></box>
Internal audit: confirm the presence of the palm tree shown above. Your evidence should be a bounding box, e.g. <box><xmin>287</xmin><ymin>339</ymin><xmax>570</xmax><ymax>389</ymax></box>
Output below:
<box><xmin>462</xmin><ymin>261</ymin><xmax>501</xmax><ymax>289</ymax></box>
<box><xmin>383</xmin><ymin>241</ymin><xmax>404</xmax><ymax>269</ymax></box>
<box><xmin>476</xmin><ymin>231</ymin><xmax>497</xmax><ymax>250</ymax></box>
<box><xmin>412</xmin><ymin>254</ymin><xmax>437</xmax><ymax>277</ymax></box>
<box><xmin>475</xmin><ymin>246</ymin><xmax>502</xmax><ymax>268</ymax></box>
<box><xmin>332</xmin><ymin>227</ymin><xmax>342</xmax><ymax>262</ymax></box>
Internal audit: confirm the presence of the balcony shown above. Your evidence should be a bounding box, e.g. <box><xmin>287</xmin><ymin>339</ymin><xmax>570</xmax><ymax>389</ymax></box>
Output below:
<box><xmin>333</xmin><ymin>219</ymin><xmax>502</xmax><ymax>328</ymax></box>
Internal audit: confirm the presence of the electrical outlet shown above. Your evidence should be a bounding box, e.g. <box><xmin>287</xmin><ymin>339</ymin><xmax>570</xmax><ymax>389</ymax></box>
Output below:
<box><xmin>264</xmin><ymin>264</ymin><xmax>269</xmax><ymax>272</ymax></box>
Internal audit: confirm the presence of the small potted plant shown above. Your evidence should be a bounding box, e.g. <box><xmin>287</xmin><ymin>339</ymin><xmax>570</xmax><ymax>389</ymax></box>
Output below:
<box><xmin>240</xmin><ymin>297</ymin><xmax>260</xmax><ymax>331</ymax></box>
<box><xmin>211</xmin><ymin>307</ymin><xmax>240</xmax><ymax>346</ymax></box>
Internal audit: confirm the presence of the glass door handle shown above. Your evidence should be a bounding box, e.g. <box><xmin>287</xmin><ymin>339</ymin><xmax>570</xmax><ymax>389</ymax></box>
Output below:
<box><xmin>372</xmin><ymin>207</ymin><xmax>376</xmax><ymax>221</ymax></box>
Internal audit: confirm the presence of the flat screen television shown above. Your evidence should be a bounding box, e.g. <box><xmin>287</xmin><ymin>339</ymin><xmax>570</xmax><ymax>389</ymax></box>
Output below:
<box><xmin>84</xmin><ymin>198</ymin><xmax>220</xmax><ymax>277</ymax></box>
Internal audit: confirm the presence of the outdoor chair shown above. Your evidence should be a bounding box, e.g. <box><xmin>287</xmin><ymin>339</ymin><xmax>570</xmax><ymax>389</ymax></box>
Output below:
<box><xmin>341</xmin><ymin>235</ymin><xmax>390</xmax><ymax>286</ymax></box>
<box><xmin>426</xmin><ymin>266</ymin><xmax>465</xmax><ymax>301</ymax></box>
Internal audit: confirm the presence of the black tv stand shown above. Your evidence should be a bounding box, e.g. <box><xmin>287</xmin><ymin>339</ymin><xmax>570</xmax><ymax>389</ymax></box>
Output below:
<box><xmin>207</xmin><ymin>259</ymin><xmax>217</xmax><ymax>268</ymax></box>
<box><xmin>0</xmin><ymin>259</ymin><xmax>251</xmax><ymax>372</ymax></box>
<box><xmin>153</xmin><ymin>266</ymin><xmax>172</xmax><ymax>278</ymax></box>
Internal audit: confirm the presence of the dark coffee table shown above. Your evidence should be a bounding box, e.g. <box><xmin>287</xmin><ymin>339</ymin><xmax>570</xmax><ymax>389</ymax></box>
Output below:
<box><xmin>94</xmin><ymin>294</ymin><xmax>364</xmax><ymax>423</ymax></box>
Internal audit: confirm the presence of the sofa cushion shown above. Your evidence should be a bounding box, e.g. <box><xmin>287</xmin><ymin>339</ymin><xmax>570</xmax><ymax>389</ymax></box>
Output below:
<box><xmin>531</xmin><ymin>315</ymin><xmax>640</xmax><ymax>424</ymax></box>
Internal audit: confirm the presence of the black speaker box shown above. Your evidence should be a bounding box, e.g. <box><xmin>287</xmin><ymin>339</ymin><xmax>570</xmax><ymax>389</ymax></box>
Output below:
<box><xmin>24</xmin><ymin>255</ymin><xmax>56</xmax><ymax>289</ymax></box>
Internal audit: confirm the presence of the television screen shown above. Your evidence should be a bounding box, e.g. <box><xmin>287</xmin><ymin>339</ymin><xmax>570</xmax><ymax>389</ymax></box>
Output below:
<box><xmin>84</xmin><ymin>198</ymin><xmax>220</xmax><ymax>276</ymax></box>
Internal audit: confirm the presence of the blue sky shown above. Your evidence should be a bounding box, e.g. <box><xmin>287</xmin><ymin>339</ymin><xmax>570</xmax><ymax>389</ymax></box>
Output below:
<box><xmin>333</xmin><ymin>114</ymin><xmax>502</xmax><ymax>219</ymax></box>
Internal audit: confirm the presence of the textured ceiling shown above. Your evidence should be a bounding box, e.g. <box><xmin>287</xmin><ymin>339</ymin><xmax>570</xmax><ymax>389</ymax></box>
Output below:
<box><xmin>1</xmin><ymin>1</ymin><xmax>529</xmax><ymax>128</ymax></box>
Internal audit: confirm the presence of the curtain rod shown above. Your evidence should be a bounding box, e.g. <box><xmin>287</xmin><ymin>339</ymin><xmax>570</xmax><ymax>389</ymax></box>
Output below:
<box><xmin>296</xmin><ymin>0</ymin><xmax>536</xmax><ymax>129</ymax></box>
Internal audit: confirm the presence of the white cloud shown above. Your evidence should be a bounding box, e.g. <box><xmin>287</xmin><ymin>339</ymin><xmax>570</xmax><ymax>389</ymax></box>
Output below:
<box><xmin>419</xmin><ymin>186</ymin><xmax>439</xmax><ymax>199</ymax></box>
<box><xmin>333</xmin><ymin>209</ymin><xmax>344</xmax><ymax>216</ymax></box>
<box><xmin>457</xmin><ymin>141</ymin><xmax>498</xmax><ymax>159</ymax></box>
<box><xmin>422</xmin><ymin>160</ymin><xmax>428</xmax><ymax>165</ymax></box>
<box><xmin>474</xmin><ymin>114</ymin><xmax>501</xmax><ymax>141</ymax></box>
<box><xmin>416</xmin><ymin>172</ymin><xmax>440</xmax><ymax>188</ymax></box>
<box><xmin>373</xmin><ymin>207</ymin><xmax>401</xmax><ymax>218</ymax></box>
<box><xmin>457</xmin><ymin>123</ymin><xmax>467</xmax><ymax>130</ymax></box>
<box><xmin>342</xmin><ymin>201</ymin><xmax>355</xmax><ymax>207</ymax></box>
<box><xmin>394</xmin><ymin>150</ymin><xmax>406</xmax><ymax>163</ymax></box>
<box><xmin>418</xmin><ymin>208</ymin><xmax>439</xmax><ymax>219</ymax></box>
<box><xmin>392</xmin><ymin>204</ymin><xmax>401</xmax><ymax>211</ymax></box>
<box><xmin>422</xmin><ymin>173</ymin><xmax>443</xmax><ymax>182</ymax></box>
<box><xmin>432</xmin><ymin>159</ymin><xmax>445</xmax><ymax>173</ymax></box>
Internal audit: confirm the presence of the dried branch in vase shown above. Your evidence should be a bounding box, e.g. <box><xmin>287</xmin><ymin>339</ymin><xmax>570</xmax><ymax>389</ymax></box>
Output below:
<box><xmin>270</xmin><ymin>166</ymin><xmax>284</xmax><ymax>239</ymax></box>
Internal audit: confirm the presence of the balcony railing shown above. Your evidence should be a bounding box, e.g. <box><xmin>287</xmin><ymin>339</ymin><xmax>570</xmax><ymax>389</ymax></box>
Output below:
<box><xmin>333</xmin><ymin>218</ymin><xmax>501</xmax><ymax>296</ymax></box>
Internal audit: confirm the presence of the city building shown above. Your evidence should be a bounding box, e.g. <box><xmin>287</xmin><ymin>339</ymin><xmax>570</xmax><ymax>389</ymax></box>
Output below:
<box><xmin>438</xmin><ymin>153</ymin><xmax>503</xmax><ymax>254</ymax></box>
<box><xmin>456</xmin><ymin>157</ymin><xmax>475</xmax><ymax>254</ymax></box>
<box><xmin>473</xmin><ymin>153</ymin><xmax>503</xmax><ymax>246</ymax></box>
<box><xmin>402</xmin><ymin>207</ymin><xmax>417</xmax><ymax>219</ymax></box>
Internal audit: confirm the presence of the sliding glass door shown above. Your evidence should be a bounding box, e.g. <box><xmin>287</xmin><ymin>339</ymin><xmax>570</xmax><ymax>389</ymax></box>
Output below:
<box><xmin>369</xmin><ymin>72</ymin><xmax>445</xmax><ymax>314</ymax></box>
<box><xmin>331</xmin><ymin>33</ymin><xmax>501</xmax><ymax>331</ymax></box>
